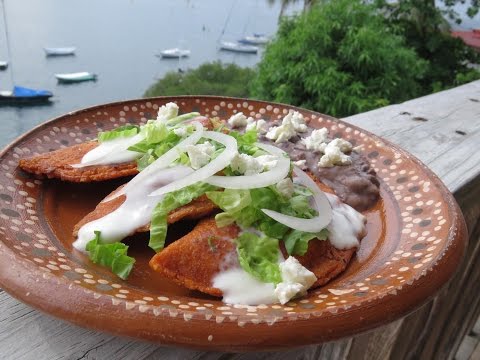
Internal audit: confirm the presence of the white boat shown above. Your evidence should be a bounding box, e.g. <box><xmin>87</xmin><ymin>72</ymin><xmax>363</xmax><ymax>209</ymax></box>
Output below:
<box><xmin>55</xmin><ymin>72</ymin><xmax>97</xmax><ymax>83</ymax></box>
<box><xmin>0</xmin><ymin>61</ymin><xmax>7</xmax><ymax>70</ymax></box>
<box><xmin>238</xmin><ymin>34</ymin><xmax>269</xmax><ymax>45</ymax></box>
<box><xmin>44</xmin><ymin>47</ymin><xmax>76</xmax><ymax>56</ymax></box>
<box><xmin>219</xmin><ymin>41</ymin><xmax>258</xmax><ymax>54</ymax></box>
<box><xmin>158</xmin><ymin>48</ymin><xmax>191</xmax><ymax>58</ymax></box>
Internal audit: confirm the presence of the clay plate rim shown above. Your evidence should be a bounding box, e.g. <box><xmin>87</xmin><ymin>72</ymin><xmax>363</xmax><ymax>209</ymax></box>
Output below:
<box><xmin>0</xmin><ymin>96</ymin><xmax>467</xmax><ymax>351</ymax></box>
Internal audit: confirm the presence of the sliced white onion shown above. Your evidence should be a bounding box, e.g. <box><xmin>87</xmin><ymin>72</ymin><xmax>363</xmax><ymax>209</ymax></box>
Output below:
<box><xmin>205</xmin><ymin>142</ymin><xmax>290</xmax><ymax>189</ymax></box>
<box><xmin>166</xmin><ymin>113</ymin><xmax>204</xmax><ymax>126</ymax></box>
<box><xmin>148</xmin><ymin>131</ymin><xmax>238</xmax><ymax>196</ymax></box>
<box><xmin>261</xmin><ymin>167</ymin><xmax>332</xmax><ymax>233</ymax></box>
<box><xmin>106</xmin><ymin>121</ymin><xmax>204</xmax><ymax>201</ymax></box>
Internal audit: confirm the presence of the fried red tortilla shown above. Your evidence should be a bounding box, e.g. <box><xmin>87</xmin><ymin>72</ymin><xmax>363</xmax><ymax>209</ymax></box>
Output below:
<box><xmin>150</xmin><ymin>217</ymin><xmax>239</xmax><ymax>296</ymax></box>
<box><xmin>149</xmin><ymin>216</ymin><xmax>358</xmax><ymax>296</ymax></box>
<box><xmin>290</xmin><ymin>241</ymin><xmax>355</xmax><ymax>289</ymax></box>
<box><xmin>19</xmin><ymin>117</ymin><xmax>214</xmax><ymax>182</ymax></box>
<box><xmin>72</xmin><ymin>185</ymin><xmax>218</xmax><ymax>237</ymax></box>
<box><xmin>19</xmin><ymin>142</ymin><xmax>139</xmax><ymax>182</ymax></box>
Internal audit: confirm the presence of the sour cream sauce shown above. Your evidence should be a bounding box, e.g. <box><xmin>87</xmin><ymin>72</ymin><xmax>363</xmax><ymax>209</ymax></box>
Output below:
<box><xmin>212</xmin><ymin>193</ymin><xmax>366</xmax><ymax>305</ymax></box>
<box><xmin>73</xmin><ymin>165</ymin><xmax>193</xmax><ymax>251</ymax></box>
<box><xmin>72</xmin><ymin>133</ymin><xmax>144</xmax><ymax>168</ymax></box>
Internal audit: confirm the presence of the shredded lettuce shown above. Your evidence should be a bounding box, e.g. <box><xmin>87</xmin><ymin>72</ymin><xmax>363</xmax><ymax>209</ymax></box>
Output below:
<box><xmin>136</xmin><ymin>149</ymin><xmax>156</xmax><ymax>171</ymax></box>
<box><xmin>86</xmin><ymin>231</ymin><xmax>135</xmax><ymax>279</ymax></box>
<box><xmin>236</xmin><ymin>232</ymin><xmax>282</xmax><ymax>284</ymax></box>
<box><xmin>229</xmin><ymin>129</ymin><xmax>259</xmax><ymax>155</ymax></box>
<box><xmin>207</xmin><ymin>184</ymin><xmax>329</xmax><ymax>259</ymax></box>
<box><xmin>284</xmin><ymin>228</ymin><xmax>329</xmax><ymax>256</ymax></box>
<box><xmin>97</xmin><ymin>125</ymin><xmax>139</xmax><ymax>143</ymax></box>
<box><xmin>128</xmin><ymin>128</ymin><xmax>184</xmax><ymax>170</ymax></box>
<box><xmin>149</xmin><ymin>182</ymin><xmax>218</xmax><ymax>252</ymax></box>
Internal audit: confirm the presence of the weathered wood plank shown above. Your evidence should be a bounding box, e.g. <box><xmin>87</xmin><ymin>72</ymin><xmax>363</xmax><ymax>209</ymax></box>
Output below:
<box><xmin>343</xmin><ymin>79</ymin><xmax>480</xmax><ymax>193</ymax></box>
<box><xmin>1</xmin><ymin>80</ymin><xmax>480</xmax><ymax>359</ymax></box>
<box><xmin>344</xmin><ymin>80</ymin><xmax>480</xmax><ymax>360</ymax></box>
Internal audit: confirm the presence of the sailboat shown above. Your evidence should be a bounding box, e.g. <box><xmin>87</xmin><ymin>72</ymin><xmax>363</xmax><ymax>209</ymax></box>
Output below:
<box><xmin>0</xmin><ymin>86</ymin><xmax>53</xmax><ymax>104</ymax></box>
<box><xmin>217</xmin><ymin>0</ymin><xmax>259</xmax><ymax>55</ymax></box>
<box><xmin>0</xmin><ymin>0</ymin><xmax>53</xmax><ymax>105</ymax></box>
<box><xmin>238</xmin><ymin>33</ymin><xmax>269</xmax><ymax>45</ymax></box>
<box><xmin>219</xmin><ymin>41</ymin><xmax>258</xmax><ymax>54</ymax></box>
<box><xmin>158</xmin><ymin>48</ymin><xmax>191</xmax><ymax>59</ymax></box>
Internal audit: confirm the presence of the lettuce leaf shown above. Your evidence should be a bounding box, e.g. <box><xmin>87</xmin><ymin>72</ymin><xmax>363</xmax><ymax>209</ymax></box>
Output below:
<box><xmin>86</xmin><ymin>231</ymin><xmax>135</xmax><ymax>279</ymax></box>
<box><xmin>207</xmin><ymin>183</ymin><xmax>328</xmax><ymax>259</ymax></box>
<box><xmin>142</xmin><ymin>122</ymin><xmax>169</xmax><ymax>144</ymax></box>
<box><xmin>236</xmin><ymin>232</ymin><xmax>282</xmax><ymax>284</ymax></box>
<box><xmin>97</xmin><ymin>125</ymin><xmax>139</xmax><ymax>143</ymax></box>
<box><xmin>206</xmin><ymin>189</ymin><xmax>251</xmax><ymax>213</ymax></box>
<box><xmin>149</xmin><ymin>182</ymin><xmax>218</xmax><ymax>252</ymax></box>
<box><xmin>284</xmin><ymin>228</ymin><xmax>329</xmax><ymax>256</ymax></box>
<box><xmin>229</xmin><ymin>129</ymin><xmax>259</xmax><ymax>155</ymax></box>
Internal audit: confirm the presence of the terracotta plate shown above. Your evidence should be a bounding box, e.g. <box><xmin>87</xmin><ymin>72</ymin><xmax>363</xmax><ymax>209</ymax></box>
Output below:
<box><xmin>0</xmin><ymin>96</ymin><xmax>466</xmax><ymax>351</ymax></box>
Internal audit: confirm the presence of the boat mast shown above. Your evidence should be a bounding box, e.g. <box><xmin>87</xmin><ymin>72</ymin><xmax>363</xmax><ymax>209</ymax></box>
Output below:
<box><xmin>217</xmin><ymin>0</ymin><xmax>238</xmax><ymax>44</ymax></box>
<box><xmin>1</xmin><ymin>0</ymin><xmax>13</xmax><ymax>87</ymax></box>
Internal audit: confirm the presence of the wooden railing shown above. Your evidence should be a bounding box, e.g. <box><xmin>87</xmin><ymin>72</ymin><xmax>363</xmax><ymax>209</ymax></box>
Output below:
<box><xmin>0</xmin><ymin>81</ymin><xmax>479</xmax><ymax>360</ymax></box>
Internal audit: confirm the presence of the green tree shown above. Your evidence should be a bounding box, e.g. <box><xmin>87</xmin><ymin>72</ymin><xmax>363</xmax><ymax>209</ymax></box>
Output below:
<box><xmin>144</xmin><ymin>62</ymin><xmax>255</xmax><ymax>98</ymax></box>
<box><xmin>375</xmin><ymin>0</ymin><xmax>480</xmax><ymax>92</ymax></box>
<box><xmin>251</xmin><ymin>0</ymin><xmax>427</xmax><ymax>117</ymax></box>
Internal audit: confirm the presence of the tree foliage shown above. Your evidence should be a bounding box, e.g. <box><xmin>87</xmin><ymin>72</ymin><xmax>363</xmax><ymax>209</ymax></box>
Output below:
<box><xmin>375</xmin><ymin>0</ymin><xmax>480</xmax><ymax>93</ymax></box>
<box><xmin>250</xmin><ymin>0</ymin><xmax>427</xmax><ymax>117</ymax></box>
<box><xmin>143</xmin><ymin>62</ymin><xmax>255</xmax><ymax>98</ymax></box>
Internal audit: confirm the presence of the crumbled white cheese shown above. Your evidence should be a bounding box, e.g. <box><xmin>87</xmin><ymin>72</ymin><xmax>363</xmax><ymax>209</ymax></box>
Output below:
<box><xmin>230</xmin><ymin>153</ymin><xmax>264</xmax><ymax>175</ymax></box>
<box><xmin>156</xmin><ymin>102</ymin><xmax>179</xmax><ymax>122</ymax></box>
<box><xmin>256</xmin><ymin>155</ymin><xmax>278</xmax><ymax>171</ymax></box>
<box><xmin>228</xmin><ymin>112</ymin><xmax>248</xmax><ymax>128</ymax></box>
<box><xmin>276</xmin><ymin>178</ymin><xmax>294</xmax><ymax>198</ymax></box>
<box><xmin>173</xmin><ymin>127</ymin><xmax>188</xmax><ymax>137</ymax></box>
<box><xmin>318</xmin><ymin>140</ymin><xmax>352</xmax><ymax>168</ymax></box>
<box><xmin>274</xmin><ymin>257</ymin><xmax>317</xmax><ymax>304</ymax></box>
<box><xmin>328</xmin><ymin>138</ymin><xmax>353</xmax><ymax>153</ymax></box>
<box><xmin>302</xmin><ymin>128</ymin><xmax>329</xmax><ymax>152</ymax></box>
<box><xmin>246</xmin><ymin>118</ymin><xmax>267</xmax><ymax>133</ymax></box>
<box><xmin>274</xmin><ymin>283</ymin><xmax>304</xmax><ymax>305</ymax></box>
<box><xmin>186</xmin><ymin>141</ymin><xmax>215</xmax><ymax>170</ymax></box>
<box><xmin>265</xmin><ymin>111</ymin><xmax>307</xmax><ymax>143</ymax></box>
<box><xmin>230</xmin><ymin>153</ymin><xmax>278</xmax><ymax>175</ymax></box>
<box><xmin>284</xmin><ymin>111</ymin><xmax>308</xmax><ymax>133</ymax></box>
<box><xmin>293</xmin><ymin>159</ymin><xmax>307</xmax><ymax>169</ymax></box>
<box><xmin>265</xmin><ymin>124</ymin><xmax>297</xmax><ymax>143</ymax></box>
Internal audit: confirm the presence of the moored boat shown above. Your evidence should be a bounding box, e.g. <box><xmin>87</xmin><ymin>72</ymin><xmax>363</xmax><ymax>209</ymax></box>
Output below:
<box><xmin>0</xmin><ymin>86</ymin><xmax>53</xmax><ymax>105</ymax></box>
<box><xmin>44</xmin><ymin>47</ymin><xmax>76</xmax><ymax>56</ymax></box>
<box><xmin>158</xmin><ymin>48</ymin><xmax>191</xmax><ymax>58</ymax></box>
<box><xmin>55</xmin><ymin>72</ymin><xmax>97</xmax><ymax>83</ymax></box>
<box><xmin>219</xmin><ymin>41</ymin><xmax>258</xmax><ymax>54</ymax></box>
<box><xmin>238</xmin><ymin>33</ymin><xmax>269</xmax><ymax>45</ymax></box>
<box><xmin>0</xmin><ymin>61</ymin><xmax>7</xmax><ymax>70</ymax></box>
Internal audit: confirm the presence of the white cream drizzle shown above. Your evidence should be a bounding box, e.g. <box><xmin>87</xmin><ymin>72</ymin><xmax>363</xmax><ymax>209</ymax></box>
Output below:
<box><xmin>73</xmin><ymin>165</ymin><xmax>193</xmax><ymax>251</ymax></box>
<box><xmin>72</xmin><ymin>133</ymin><xmax>144</xmax><ymax>168</ymax></box>
<box><xmin>325</xmin><ymin>193</ymin><xmax>366</xmax><ymax>249</ymax></box>
<box><xmin>213</xmin><ymin>268</ymin><xmax>277</xmax><ymax>305</ymax></box>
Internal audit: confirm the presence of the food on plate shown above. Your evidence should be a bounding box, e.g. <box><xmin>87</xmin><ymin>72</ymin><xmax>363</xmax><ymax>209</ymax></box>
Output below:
<box><xmin>18</xmin><ymin>142</ymin><xmax>139</xmax><ymax>182</ymax></box>
<box><xmin>20</xmin><ymin>102</ymin><xmax>380</xmax><ymax>305</ymax></box>
<box><xmin>18</xmin><ymin>103</ymin><xmax>211</xmax><ymax>182</ymax></box>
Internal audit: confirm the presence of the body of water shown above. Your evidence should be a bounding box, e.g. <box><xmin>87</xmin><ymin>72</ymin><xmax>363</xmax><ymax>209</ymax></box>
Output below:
<box><xmin>0</xmin><ymin>0</ymin><xmax>300</xmax><ymax>146</ymax></box>
<box><xmin>1</xmin><ymin>0</ymin><xmax>479</xmax><ymax>148</ymax></box>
